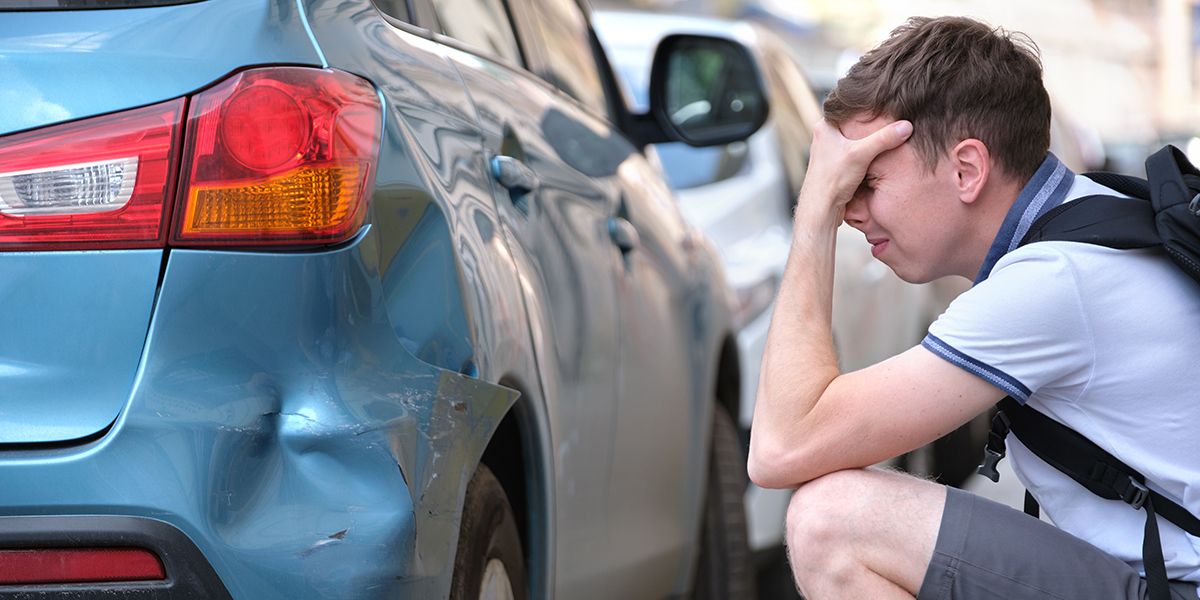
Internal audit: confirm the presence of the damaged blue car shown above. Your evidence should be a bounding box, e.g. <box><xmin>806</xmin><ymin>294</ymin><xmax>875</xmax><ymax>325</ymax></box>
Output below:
<box><xmin>0</xmin><ymin>0</ymin><xmax>769</xmax><ymax>598</ymax></box>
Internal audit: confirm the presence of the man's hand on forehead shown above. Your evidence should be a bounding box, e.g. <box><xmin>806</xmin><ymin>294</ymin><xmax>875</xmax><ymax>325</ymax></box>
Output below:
<box><xmin>798</xmin><ymin>118</ymin><xmax>913</xmax><ymax>221</ymax></box>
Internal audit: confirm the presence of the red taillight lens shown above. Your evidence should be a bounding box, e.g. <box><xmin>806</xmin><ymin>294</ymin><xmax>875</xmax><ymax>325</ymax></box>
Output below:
<box><xmin>173</xmin><ymin>67</ymin><xmax>381</xmax><ymax>246</ymax></box>
<box><xmin>220</xmin><ymin>85</ymin><xmax>311</xmax><ymax>171</ymax></box>
<box><xmin>0</xmin><ymin>67</ymin><xmax>379</xmax><ymax>252</ymax></box>
<box><xmin>0</xmin><ymin>548</ymin><xmax>165</xmax><ymax>584</ymax></box>
<box><xmin>0</xmin><ymin>99</ymin><xmax>184</xmax><ymax>250</ymax></box>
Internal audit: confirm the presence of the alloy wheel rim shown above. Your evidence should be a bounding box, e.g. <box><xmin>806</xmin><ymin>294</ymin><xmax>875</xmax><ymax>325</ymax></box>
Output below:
<box><xmin>479</xmin><ymin>558</ymin><xmax>514</xmax><ymax>600</ymax></box>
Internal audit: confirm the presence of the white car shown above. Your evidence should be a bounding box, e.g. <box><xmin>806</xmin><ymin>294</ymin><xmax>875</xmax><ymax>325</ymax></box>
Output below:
<box><xmin>595</xmin><ymin>10</ymin><xmax>972</xmax><ymax>564</ymax></box>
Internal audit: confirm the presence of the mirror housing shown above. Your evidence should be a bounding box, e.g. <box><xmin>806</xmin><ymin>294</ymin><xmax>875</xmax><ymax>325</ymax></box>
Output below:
<box><xmin>628</xmin><ymin>34</ymin><xmax>769</xmax><ymax>148</ymax></box>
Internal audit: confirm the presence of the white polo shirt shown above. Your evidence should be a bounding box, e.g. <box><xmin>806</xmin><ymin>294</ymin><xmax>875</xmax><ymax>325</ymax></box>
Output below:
<box><xmin>923</xmin><ymin>153</ymin><xmax>1200</xmax><ymax>585</ymax></box>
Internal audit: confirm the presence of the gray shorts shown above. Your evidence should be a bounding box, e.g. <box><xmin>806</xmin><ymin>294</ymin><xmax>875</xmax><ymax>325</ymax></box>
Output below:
<box><xmin>918</xmin><ymin>487</ymin><xmax>1198</xmax><ymax>600</ymax></box>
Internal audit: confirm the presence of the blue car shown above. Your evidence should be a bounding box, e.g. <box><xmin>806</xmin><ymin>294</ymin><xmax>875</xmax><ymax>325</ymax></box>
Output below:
<box><xmin>0</xmin><ymin>0</ymin><xmax>769</xmax><ymax>598</ymax></box>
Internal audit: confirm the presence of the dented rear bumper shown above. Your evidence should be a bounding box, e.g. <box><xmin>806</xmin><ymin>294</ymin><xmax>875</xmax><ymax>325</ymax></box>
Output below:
<box><xmin>0</xmin><ymin>231</ymin><xmax>517</xmax><ymax>598</ymax></box>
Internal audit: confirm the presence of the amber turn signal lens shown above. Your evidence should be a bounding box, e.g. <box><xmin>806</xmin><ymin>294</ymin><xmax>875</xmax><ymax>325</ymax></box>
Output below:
<box><xmin>181</xmin><ymin>164</ymin><xmax>360</xmax><ymax>237</ymax></box>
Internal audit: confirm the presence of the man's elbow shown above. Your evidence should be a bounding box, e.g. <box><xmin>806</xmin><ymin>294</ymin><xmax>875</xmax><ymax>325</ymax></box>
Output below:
<box><xmin>747</xmin><ymin>438</ymin><xmax>806</xmax><ymax>489</ymax></box>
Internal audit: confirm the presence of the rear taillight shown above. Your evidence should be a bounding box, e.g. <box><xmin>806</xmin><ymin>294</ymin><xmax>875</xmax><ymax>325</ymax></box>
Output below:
<box><xmin>0</xmin><ymin>100</ymin><xmax>184</xmax><ymax>250</ymax></box>
<box><xmin>0</xmin><ymin>67</ymin><xmax>381</xmax><ymax>252</ymax></box>
<box><xmin>173</xmin><ymin>67</ymin><xmax>381</xmax><ymax>246</ymax></box>
<box><xmin>0</xmin><ymin>547</ymin><xmax>165</xmax><ymax>584</ymax></box>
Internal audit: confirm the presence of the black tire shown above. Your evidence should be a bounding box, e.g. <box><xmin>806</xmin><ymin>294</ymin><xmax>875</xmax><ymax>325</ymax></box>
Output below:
<box><xmin>450</xmin><ymin>464</ymin><xmax>528</xmax><ymax>600</ymax></box>
<box><xmin>756</xmin><ymin>545</ymin><xmax>804</xmax><ymax>600</ymax></box>
<box><xmin>694</xmin><ymin>404</ymin><xmax>757</xmax><ymax>600</ymax></box>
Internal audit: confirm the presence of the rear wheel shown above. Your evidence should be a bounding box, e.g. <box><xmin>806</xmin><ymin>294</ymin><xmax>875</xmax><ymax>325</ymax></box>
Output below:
<box><xmin>450</xmin><ymin>464</ymin><xmax>528</xmax><ymax>600</ymax></box>
<box><xmin>694</xmin><ymin>404</ymin><xmax>757</xmax><ymax>600</ymax></box>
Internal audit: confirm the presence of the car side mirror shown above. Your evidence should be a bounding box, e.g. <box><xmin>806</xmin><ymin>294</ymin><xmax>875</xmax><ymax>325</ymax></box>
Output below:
<box><xmin>644</xmin><ymin>34</ymin><xmax>768</xmax><ymax>148</ymax></box>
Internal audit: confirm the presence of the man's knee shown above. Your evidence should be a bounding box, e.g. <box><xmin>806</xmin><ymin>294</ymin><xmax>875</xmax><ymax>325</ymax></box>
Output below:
<box><xmin>783</xmin><ymin>469</ymin><xmax>878</xmax><ymax>588</ymax></box>
<box><xmin>786</xmin><ymin>468</ymin><xmax>937</xmax><ymax>556</ymax></box>
<box><xmin>784</xmin><ymin>469</ymin><xmax>947</xmax><ymax>595</ymax></box>
<box><xmin>786</xmin><ymin>470</ymin><xmax>870</xmax><ymax>552</ymax></box>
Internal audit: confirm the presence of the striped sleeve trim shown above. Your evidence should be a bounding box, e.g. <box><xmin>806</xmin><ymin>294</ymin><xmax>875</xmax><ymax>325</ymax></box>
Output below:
<box><xmin>921</xmin><ymin>333</ymin><xmax>1032</xmax><ymax>403</ymax></box>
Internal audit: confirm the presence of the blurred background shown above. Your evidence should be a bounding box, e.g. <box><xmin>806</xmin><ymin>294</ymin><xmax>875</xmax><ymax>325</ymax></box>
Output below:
<box><xmin>592</xmin><ymin>1</ymin><xmax>1192</xmax><ymax>597</ymax></box>
<box><xmin>594</xmin><ymin>0</ymin><xmax>1200</xmax><ymax>176</ymax></box>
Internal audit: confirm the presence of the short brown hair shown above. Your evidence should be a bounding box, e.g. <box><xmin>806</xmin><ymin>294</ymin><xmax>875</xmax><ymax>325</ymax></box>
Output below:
<box><xmin>824</xmin><ymin>16</ymin><xmax>1050</xmax><ymax>181</ymax></box>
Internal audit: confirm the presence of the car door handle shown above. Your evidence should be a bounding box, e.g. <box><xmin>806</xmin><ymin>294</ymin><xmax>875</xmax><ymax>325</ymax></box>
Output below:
<box><xmin>490</xmin><ymin>155</ymin><xmax>539</xmax><ymax>196</ymax></box>
<box><xmin>608</xmin><ymin>217</ymin><xmax>639</xmax><ymax>254</ymax></box>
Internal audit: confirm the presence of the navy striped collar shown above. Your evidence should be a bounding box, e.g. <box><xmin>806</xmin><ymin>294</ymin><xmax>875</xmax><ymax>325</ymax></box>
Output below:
<box><xmin>973</xmin><ymin>153</ymin><xmax>1075</xmax><ymax>284</ymax></box>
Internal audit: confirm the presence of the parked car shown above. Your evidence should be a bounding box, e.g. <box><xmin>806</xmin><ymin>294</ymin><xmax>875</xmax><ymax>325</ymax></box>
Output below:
<box><xmin>0</xmin><ymin>1</ymin><xmax>768</xmax><ymax>598</ymax></box>
<box><xmin>594</xmin><ymin>9</ymin><xmax>980</xmax><ymax>570</ymax></box>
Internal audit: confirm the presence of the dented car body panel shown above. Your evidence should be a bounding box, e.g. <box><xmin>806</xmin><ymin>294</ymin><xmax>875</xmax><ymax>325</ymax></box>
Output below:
<box><xmin>0</xmin><ymin>231</ymin><xmax>517</xmax><ymax>597</ymax></box>
<box><xmin>0</xmin><ymin>0</ymin><xmax>737</xmax><ymax>597</ymax></box>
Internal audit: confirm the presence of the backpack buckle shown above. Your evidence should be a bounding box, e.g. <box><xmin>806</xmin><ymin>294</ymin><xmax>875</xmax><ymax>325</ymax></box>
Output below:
<box><xmin>977</xmin><ymin>447</ymin><xmax>1004</xmax><ymax>483</ymax></box>
<box><xmin>1122</xmin><ymin>479</ymin><xmax>1150</xmax><ymax>510</ymax></box>
<box><xmin>1190</xmin><ymin>192</ymin><xmax>1200</xmax><ymax>217</ymax></box>
<box><xmin>976</xmin><ymin>410</ymin><xmax>1012</xmax><ymax>483</ymax></box>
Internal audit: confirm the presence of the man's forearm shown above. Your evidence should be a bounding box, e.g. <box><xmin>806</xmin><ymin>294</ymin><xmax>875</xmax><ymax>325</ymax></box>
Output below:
<box><xmin>747</xmin><ymin>203</ymin><xmax>843</xmax><ymax>488</ymax></box>
<box><xmin>746</xmin><ymin>118</ymin><xmax>913</xmax><ymax>489</ymax></box>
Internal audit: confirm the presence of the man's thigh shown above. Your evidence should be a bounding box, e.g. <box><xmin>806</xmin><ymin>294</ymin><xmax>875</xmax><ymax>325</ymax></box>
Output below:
<box><xmin>919</xmin><ymin>487</ymin><xmax>1198</xmax><ymax>600</ymax></box>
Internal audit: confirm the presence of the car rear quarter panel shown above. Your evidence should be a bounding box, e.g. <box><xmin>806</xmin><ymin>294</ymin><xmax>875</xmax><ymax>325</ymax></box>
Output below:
<box><xmin>300</xmin><ymin>0</ymin><xmax>554</xmax><ymax>595</ymax></box>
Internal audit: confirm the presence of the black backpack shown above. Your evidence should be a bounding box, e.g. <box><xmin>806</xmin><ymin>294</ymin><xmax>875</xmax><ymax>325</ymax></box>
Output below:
<box><xmin>977</xmin><ymin>145</ymin><xmax>1200</xmax><ymax>600</ymax></box>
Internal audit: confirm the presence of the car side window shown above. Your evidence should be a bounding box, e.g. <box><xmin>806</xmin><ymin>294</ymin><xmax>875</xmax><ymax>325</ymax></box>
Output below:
<box><xmin>428</xmin><ymin>0</ymin><xmax>523</xmax><ymax>65</ymax></box>
<box><xmin>370</xmin><ymin>0</ymin><xmax>411</xmax><ymax>22</ymax></box>
<box><xmin>524</xmin><ymin>0</ymin><xmax>610</xmax><ymax>118</ymax></box>
<box><xmin>654</xmin><ymin>142</ymin><xmax>750</xmax><ymax>191</ymax></box>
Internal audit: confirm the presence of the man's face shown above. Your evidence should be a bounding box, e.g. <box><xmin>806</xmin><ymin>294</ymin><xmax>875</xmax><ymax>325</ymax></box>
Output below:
<box><xmin>838</xmin><ymin>116</ymin><xmax>964</xmax><ymax>283</ymax></box>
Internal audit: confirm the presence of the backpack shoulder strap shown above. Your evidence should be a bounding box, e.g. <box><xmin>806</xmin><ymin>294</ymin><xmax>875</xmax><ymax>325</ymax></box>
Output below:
<box><xmin>1084</xmin><ymin>171</ymin><xmax>1150</xmax><ymax>199</ymax></box>
<box><xmin>1023</xmin><ymin>147</ymin><xmax>1200</xmax><ymax>281</ymax></box>
<box><xmin>995</xmin><ymin>397</ymin><xmax>1200</xmax><ymax>600</ymax></box>
<box><xmin>1020</xmin><ymin>193</ymin><xmax>1159</xmax><ymax>249</ymax></box>
<box><xmin>998</xmin><ymin>398</ymin><xmax>1200</xmax><ymax>539</ymax></box>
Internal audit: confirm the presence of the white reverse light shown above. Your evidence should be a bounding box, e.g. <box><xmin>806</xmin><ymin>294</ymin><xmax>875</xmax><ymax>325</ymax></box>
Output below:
<box><xmin>0</xmin><ymin>157</ymin><xmax>138</xmax><ymax>217</ymax></box>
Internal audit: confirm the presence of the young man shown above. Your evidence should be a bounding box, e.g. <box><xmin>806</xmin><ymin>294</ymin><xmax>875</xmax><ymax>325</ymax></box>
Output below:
<box><xmin>748</xmin><ymin>15</ymin><xmax>1200</xmax><ymax>600</ymax></box>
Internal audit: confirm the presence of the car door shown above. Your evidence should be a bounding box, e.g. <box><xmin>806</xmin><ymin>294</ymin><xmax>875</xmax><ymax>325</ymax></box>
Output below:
<box><xmin>477</xmin><ymin>0</ymin><xmax>702</xmax><ymax>595</ymax></box>
<box><xmin>428</xmin><ymin>0</ymin><xmax>699</xmax><ymax>596</ymax></box>
<box><xmin>502</xmin><ymin>3</ymin><xmax>704</xmax><ymax>596</ymax></box>
<box><xmin>415</xmin><ymin>0</ymin><xmax>628</xmax><ymax>595</ymax></box>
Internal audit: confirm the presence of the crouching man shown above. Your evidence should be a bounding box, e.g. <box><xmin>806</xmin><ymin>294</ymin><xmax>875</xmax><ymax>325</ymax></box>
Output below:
<box><xmin>748</xmin><ymin>15</ymin><xmax>1200</xmax><ymax>600</ymax></box>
